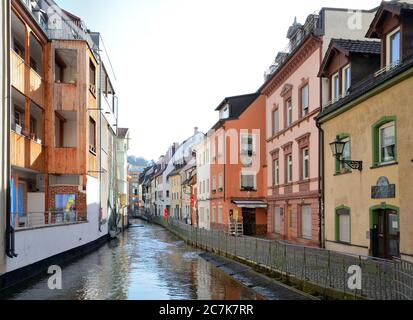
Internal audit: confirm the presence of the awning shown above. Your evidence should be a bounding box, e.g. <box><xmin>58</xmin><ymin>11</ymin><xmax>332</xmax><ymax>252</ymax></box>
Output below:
<box><xmin>232</xmin><ymin>200</ymin><xmax>268</xmax><ymax>209</ymax></box>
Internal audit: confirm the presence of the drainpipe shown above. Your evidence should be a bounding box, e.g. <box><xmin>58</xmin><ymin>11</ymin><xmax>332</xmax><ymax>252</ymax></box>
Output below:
<box><xmin>316</xmin><ymin>120</ymin><xmax>325</xmax><ymax>249</ymax></box>
<box><xmin>3</xmin><ymin>0</ymin><xmax>16</xmax><ymax>258</ymax></box>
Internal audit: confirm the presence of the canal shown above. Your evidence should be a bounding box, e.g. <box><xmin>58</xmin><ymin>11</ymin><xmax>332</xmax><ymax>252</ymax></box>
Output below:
<box><xmin>1</xmin><ymin>220</ymin><xmax>264</xmax><ymax>300</ymax></box>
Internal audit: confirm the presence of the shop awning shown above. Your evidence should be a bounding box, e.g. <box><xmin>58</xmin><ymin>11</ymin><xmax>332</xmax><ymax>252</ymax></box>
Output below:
<box><xmin>231</xmin><ymin>200</ymin><xmax>268</xmax><ymax>209</ymax></box>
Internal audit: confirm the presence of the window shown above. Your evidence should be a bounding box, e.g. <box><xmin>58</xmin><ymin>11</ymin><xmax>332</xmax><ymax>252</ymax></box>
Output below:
<box><xmin>13</xmin><ymin>40</ymin><xmax>24</xmax><ymax>58</ymax></box>
<box><xmin>301</xmin><ymin>84</ymin><xmax>309</xmax><ymax>117</ymax></box>
<box><xmin>212</xmin><ymin>176</ymin><xmax>217</xmax><ymax>191</ymax></box>
<box><xmin>89</xmin><ymin>60</ymin><xmax>96</xmax><ymax>87</ymax></box>
<box><xmin>301</xmin><ymin>205</ymin><xmax>312</xmax><ymax>240</ymax></box>
<box><xmin>212</xmin><ymin>207</ymin><xmax>216</xmax><ymax>223</ymax></box>
<box><xmin>387</xmin><ymin>27</ymin><xmax>401</xmax><ymax>66</ymax></box>
<box><xmin>272</xmin><ymin>108</ymin><xmax>279</xmax><ymax>136</ymax></box>
<box><xmin>240</xmin><ymin>134</ymin><xmax>255</xmax><ymax>156</ymax></box>
<box><xmin>287</xmin><ymin>154</ymin><xmax>293</xmax><ymax>183</ymax></box>
<box><xmin>241</xmin><ymin>172</ymin><xmax>256</xmax><ymax>191</ymax></box>
<box><xmin>332</xmin><ymin>72</ymin><xmax>340</xmax><ymax>101</ymax></box>
<box><xmin>220</xmin><ymin>104</ymin><xmax>230</xmax><ymax>119</ymax></box>
<box><xmin>286</xmin><ymin>99</ymin><xmax>293</xmax><ymax>126</ymax></box>
<box><xmin>273</xmin><ymin>159</ymin><xmax>279</xmax><ymax>186</ymax></box>
<box><xmin>379</xmin><ymin>121</ymin><xmax>396</xmax><ymax>164</ymax></box>
<box><xmin>89</xmin><ymin>117</ymin><xmax>96</xmax><ymax>153</ymax></box>
<box><xmin>274</xmin><ymin>207</ymin><xmax>281</xmax><ymax>234</ymax></box>
<box><xmin>14</xmin><ymin>109</ymin><xmax>24</xmax><ymax>128</ymax></box>
<box><xmin>218</xmin><ymin>207</ymin><xmax>223</xmax><ymax>224</ymax></box>
<box><xmin>342</xmin><ymin>65</ymin><xmax>351</xmax><ymax>95</ymax></box>
<box><xmin>336</xmin><ymin>207</ymin><xmax>351</xmax><ymax>243</ymax></box>
<box><xmin>206</xmin><ymin>179</ymin><xmax>210</xmax><ymax>193</ymax></box>
<box><xmin>218</xmin><ymin>173</ymin><xmax>223</xmax><ymax>191</ymax></box>
<box><xmin>302</xmin><ymin>148</ymin><xmax>310</xmax><ymax>180</ymax></box>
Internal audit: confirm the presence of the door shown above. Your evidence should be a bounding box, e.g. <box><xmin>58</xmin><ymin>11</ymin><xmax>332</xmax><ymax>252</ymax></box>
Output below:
<box><xmin>375</xmin><ymin>209</ymin><xmax>400</xmax><ymax>260</ymax></box>
<box><xmin>242</xmin><ymin>208</ymin><xmax>256</xmax><ymax>236</ymax></box>
<box><xmin>286</xmin><ymin>205</ymin><xmax>293</xmax><ymax>240</ymax></box>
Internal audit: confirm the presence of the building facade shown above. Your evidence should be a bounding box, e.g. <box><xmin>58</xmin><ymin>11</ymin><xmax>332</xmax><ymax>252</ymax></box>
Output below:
<box><xmin>210</xmin><ymin>93</ymin><xmax>268</xmax><ymax>236</ymax></box>
<box><xmin>194</xmin><ymin>135</ymin><xmax>211</xmax><ymax>230</ymax></box>
<box><xmin>317</xmin><ymin>1</ymin><xmax>413</xmax><ymax>262</ymax></box>
<box><xmin>116</xmin><ymin>128</ymin><xmax>130</xmax><ymax>230</ymax></box>
<box><xmin>262</xmin><ymin>8</ymin><xmax>376</xmax><ymax>247</ymax></box>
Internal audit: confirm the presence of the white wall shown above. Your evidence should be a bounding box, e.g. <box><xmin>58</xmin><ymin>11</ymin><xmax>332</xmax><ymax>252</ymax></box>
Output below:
<box><xmin>6</xmin><ymin>176</ymin><xmax>107</xmax><ymax>273</ymax></box>
<box><xmin>0</xmin><ymin>0</ymin><xmax>8</xmax><ymax>276</ymax></box>
<box><xmin>195</xmin><ymin>137</ymin><xmax>210</xmax><ymax>230</ymax></box>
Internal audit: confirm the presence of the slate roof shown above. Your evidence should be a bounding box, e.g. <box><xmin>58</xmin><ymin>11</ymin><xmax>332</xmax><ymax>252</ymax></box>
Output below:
<box><xmin>317</xmin><ymin>54</ymin><xmax>413</xmax><ymax>122</ymax></box>
<box><xmin>212</xmin><ymin>93</ymin><xmax>260</xmax><ymax>130</ymax></box>
<box><xmin>330</xmin><ymin>39</ymin><xmax>381</xmax><ymax>55</ymax></box>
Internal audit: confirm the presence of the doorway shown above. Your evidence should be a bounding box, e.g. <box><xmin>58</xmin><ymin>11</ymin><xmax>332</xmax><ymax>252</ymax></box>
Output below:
<box><xmin>372</xmin><ymin>208</ymin><xmax>400</xmax><ymax>260</ymax></box>
<box><xmin>242</xmin><ymin>208</ymin><xmax>256</xmax><ymax>236</ymax></box>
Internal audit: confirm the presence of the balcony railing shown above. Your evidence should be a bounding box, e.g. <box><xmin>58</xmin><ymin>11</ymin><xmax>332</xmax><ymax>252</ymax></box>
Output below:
<box><xmin>54</xmin><ymin>82</ymin><xmax>77</xmax><ymax>110</ymax></box>
<box><xmin>15</xmin><ymin>211</ymin><xmax>87</xmax><ymax>231</ymax></box>
<box><xmin>11</xmin><ymin>50</ymin><xmax>45</xmax><ymax>107</ymax></box>
<box><xmin>48</xmin><ymin>148</ymin><xmax>78</xmax><ymax>174</ymax></box>
<box><xmin>11</xmin><ymin>131</ymin><xmax>44</xmax><ymax>172</ymax></box>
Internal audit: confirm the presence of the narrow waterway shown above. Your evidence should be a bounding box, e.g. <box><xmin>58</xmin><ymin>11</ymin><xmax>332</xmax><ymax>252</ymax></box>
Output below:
<box><xmin>1</xmin><ymin>220</ymin><xmax>264</xmax><ymax>300</ymax></box>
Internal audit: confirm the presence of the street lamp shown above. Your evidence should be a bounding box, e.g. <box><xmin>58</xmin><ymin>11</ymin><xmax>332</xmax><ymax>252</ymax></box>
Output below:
<box><xmin>329</xmin><ymin>136</ymin><xmax>363</xmax><ymax>171</ymax></box>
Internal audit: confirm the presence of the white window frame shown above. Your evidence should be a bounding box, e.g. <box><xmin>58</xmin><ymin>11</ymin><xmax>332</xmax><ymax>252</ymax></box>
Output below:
<box><xmin>379</xmin><ymin>121</ymin><xmax>396</xmax><ymax>164</ymax></box>
<box><xmin>286</xmin><ymin>99</ymin><xmax>293</xmax><ymax>126</ymax></box>
<box><xmin>342</xmin><ymin>64</ymin><xmax>351</xmax><ymax>95</ymax></box>
<box><xmin>301</xmin><ymin>205</ymin><xmax>312</xmax><ymax>240</ymax></box>
<box><xmin>273</xmin><ymin>159</ymin><xmax>279</xmax><ymax>186</ymax></box>
<box><xmin>240</xmin><ymin>172</ymin><xmax>257</xmax><ymax>190</ymax></box>
<box><xmin>331</xmin><ymin>72</ymin><xmax>340</xmax><ymax>102</ymax></box>
<box><xmin>301</xmin><ymin>84</ymin><xmax>309</xmax><ymax>117</ymax></box>
<box><xmin>287</xmin><ymin>154</ymin><xmax>293</xmax><ymax>183</ymax></box>
<box><xmin>218</xmin><ymin>206</ymin><xmax>223</xmax><ymax>224</ymax></box>
<box><xmin>240</xmin><ymin>133</ymin><xmax>257</xmax><ymax>156</ymax></box>
<box><xmin>386</xmin><ymin>27</ymin><xmax>401</xmax><ymax>67</ymax></box>
<box><xmin>302</xmin><ymin>148</ymin><xmax>310</xmax><ymax>180</ymax></box>
<box><xmin>218</xmin><ymin>173</ymin><xmax>223</xmax><ymax>190</ymax></box>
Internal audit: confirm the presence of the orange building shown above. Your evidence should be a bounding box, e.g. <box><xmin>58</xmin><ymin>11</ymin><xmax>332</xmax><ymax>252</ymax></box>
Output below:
<box><xmin>209</xmin><ymin>93</ymin><xmax>267</xmax><ymax>236</ymax></box>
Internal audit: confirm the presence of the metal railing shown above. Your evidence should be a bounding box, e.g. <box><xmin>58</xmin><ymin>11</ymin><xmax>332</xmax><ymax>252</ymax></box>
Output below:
<box><xmin>14</xmin><ymin>211</ymin><xmax>87</xmax><ymax>230</ymax></box>
<box><xmin>153</xmin><ymin>217</ymin><xmax>413</xmax><ymax>300</ymax></box>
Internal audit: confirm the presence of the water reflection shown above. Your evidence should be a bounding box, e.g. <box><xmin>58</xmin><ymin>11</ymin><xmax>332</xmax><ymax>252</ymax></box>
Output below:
<box><xmin>3</xmin><ymin>221</ymin><xmax>263</xmax><ymax>300</ymax></box>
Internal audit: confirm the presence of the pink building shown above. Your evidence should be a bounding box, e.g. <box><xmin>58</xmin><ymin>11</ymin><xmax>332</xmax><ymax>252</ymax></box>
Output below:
<box><xmin>262</xmin><ymin>9</ymin><xmax>377</xmax><ymax>247</ymax></box>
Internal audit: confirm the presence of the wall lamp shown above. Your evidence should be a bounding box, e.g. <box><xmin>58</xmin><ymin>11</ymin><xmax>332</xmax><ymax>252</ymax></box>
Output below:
<box><xmin>330</xmin><ymin>136</ymin><xmax>363</xmax><ymax>171</ymax></box>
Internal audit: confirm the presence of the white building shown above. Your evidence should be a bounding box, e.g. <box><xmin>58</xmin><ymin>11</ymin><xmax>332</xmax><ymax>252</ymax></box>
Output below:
<box><xmin>194</xmin><ymin>135</ymin><xmax>211</xmax><ymax>230</ymax></box>
<box><xmin>116</xmin><ymin>128</ymin><xmax>130</xmax><ymax>230</ymax></box>
<box><xmin>162</xmin><ymin>129</ymin><xmax>204</xmax><ymax>216</ymax></box>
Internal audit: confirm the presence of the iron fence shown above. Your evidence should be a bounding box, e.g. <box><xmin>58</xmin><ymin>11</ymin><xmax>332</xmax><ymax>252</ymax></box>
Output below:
<box><xmin>151</xmin><ymin>216</ymin><xmax>413</xmax><ymax>300</ymax></box>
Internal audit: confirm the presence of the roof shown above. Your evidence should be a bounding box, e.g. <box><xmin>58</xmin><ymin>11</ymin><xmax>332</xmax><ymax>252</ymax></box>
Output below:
<box><xmin>212</xmin><ymin>93</ymin><xmax>260</xmax><ymax>130</ymax></box>
<box><xmin>366</xmin><ymin>1</ymin><xmax>413</xmax><ymax>38</ymax></box>
<box><xmin>317</xmin><ymin>54</ymin><xmax>413</xmax><ymax>122</ymax></box>
<box><xmin>319</xmin><ymin>39</ymin><xmax>381</xmax><ymax>77</ymax></box>
<box><xmin>117</xmin><ymin>128</ymin><xmax>129</xmax><ymax>139</ymax></box>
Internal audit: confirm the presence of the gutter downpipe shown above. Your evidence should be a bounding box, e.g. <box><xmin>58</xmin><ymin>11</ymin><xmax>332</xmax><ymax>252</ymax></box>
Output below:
<box><xmin>316</xmin><ymin>119</ymin><xmax>325</xmax><ymax>249</ymax></box>
<box><xmin>3</xmin><ymin>0</ymin><xmax>16</xmax><ymax>258</ymax></box>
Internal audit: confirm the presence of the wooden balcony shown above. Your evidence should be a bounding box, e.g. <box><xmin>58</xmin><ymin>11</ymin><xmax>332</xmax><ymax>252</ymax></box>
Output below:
<box><xmin>48</xmin><ymin>148</ymin><xmax>79</xmax><ymax>174</ymax></box>
<box><xmin>10</xmin><ymin>131</ymin><xmax>44</xmax><ymax>172</ymax></box>
<box><xmin>54</xmin><ymin>82</ymin><xmax>77</xmax><ymax>111</ymax></box>
<box><xmin>11</xmin><ymin>50</ymin><xmax>24</xmax><ymax>93</ymax></box>
<box><xmin>29</xmin><ymin>68</ymin><xmax>44</xmax><ymax>107</ymax></box>
<box><xmin>11</xmin><ymin>50</ymin><xmax>45</xmax><ymax>107</ymax></box>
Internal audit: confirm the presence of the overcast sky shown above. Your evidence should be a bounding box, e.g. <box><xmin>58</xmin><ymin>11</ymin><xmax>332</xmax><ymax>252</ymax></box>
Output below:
<box><xmin>57</xmin><ymin>0</ymin><xmax>380</xmax><ymax>161</ymax></box>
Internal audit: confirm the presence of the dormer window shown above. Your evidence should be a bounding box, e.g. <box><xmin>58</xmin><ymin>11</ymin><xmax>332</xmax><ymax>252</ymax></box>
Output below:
<box><xmin>342</xmin><ymin>65</ymin><xmax>351</xmax><ymax>96</ymax></box>
<box><xmin>387</xmin><ymin>27</ymin><xmax>401</xmax><ymax>67</ymax></box>
<box><xmin>331</xmin><ymin>72</ymin><xmax>340</xmax><ymax>102</ymax></box>
<box><xmin>220</xmin><ymin>104</ymin><xmax>230</xmax><ymax>119</ymax></box>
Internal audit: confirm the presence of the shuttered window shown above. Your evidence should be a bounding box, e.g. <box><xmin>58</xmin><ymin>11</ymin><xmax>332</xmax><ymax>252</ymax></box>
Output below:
<box><xmin>301</xmin><ymin>205</ymin><xmax>312</xmax><ymax>240</ymax></box>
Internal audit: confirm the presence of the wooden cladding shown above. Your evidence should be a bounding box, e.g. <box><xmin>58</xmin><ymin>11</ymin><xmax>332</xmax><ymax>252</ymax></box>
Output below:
<box><xmin>54</xmin><ymin>83</ymin><xmax>77</xmax><ymax>110</ymax></box>
<box><xmin>11</xmin><ymin>50</ymin><xmax>45</xmax><ymax>107</ymax></box>
<box><xmin>48</xmin><ymin>148</ymin><xmax>79</xmax><ymax>174</ymax></box>
<box><xmin>10</xmin><ymin>131</ymin><xmax>44</xmax><ymax>172</ymax></box>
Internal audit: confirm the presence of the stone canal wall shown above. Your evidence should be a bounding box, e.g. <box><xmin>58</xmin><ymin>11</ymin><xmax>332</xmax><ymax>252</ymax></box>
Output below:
<box><xmin>152</xmin><ymin>216</ymin><xmax>413</xmax><ymax>300</ymax></box>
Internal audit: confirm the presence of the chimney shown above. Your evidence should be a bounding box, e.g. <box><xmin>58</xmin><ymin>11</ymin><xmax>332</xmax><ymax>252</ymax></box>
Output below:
<box><xmin>194</xmin><ymin>127</ymin><xmax>199</xmax><ymax>135</ymax></box>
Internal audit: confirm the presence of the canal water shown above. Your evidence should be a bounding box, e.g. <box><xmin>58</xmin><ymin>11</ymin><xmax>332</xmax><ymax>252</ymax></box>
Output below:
<box><xmin>2</xmin><ymin>220</ymin><xmax>263</xmax><ymax>300</ymax></box>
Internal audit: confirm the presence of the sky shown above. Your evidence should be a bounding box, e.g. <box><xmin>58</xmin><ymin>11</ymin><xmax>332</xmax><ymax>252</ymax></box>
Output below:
<box><xmin>57</xmin><ymin>0</ymin><xmax>380</xmax><ymax>161</ymax></box>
